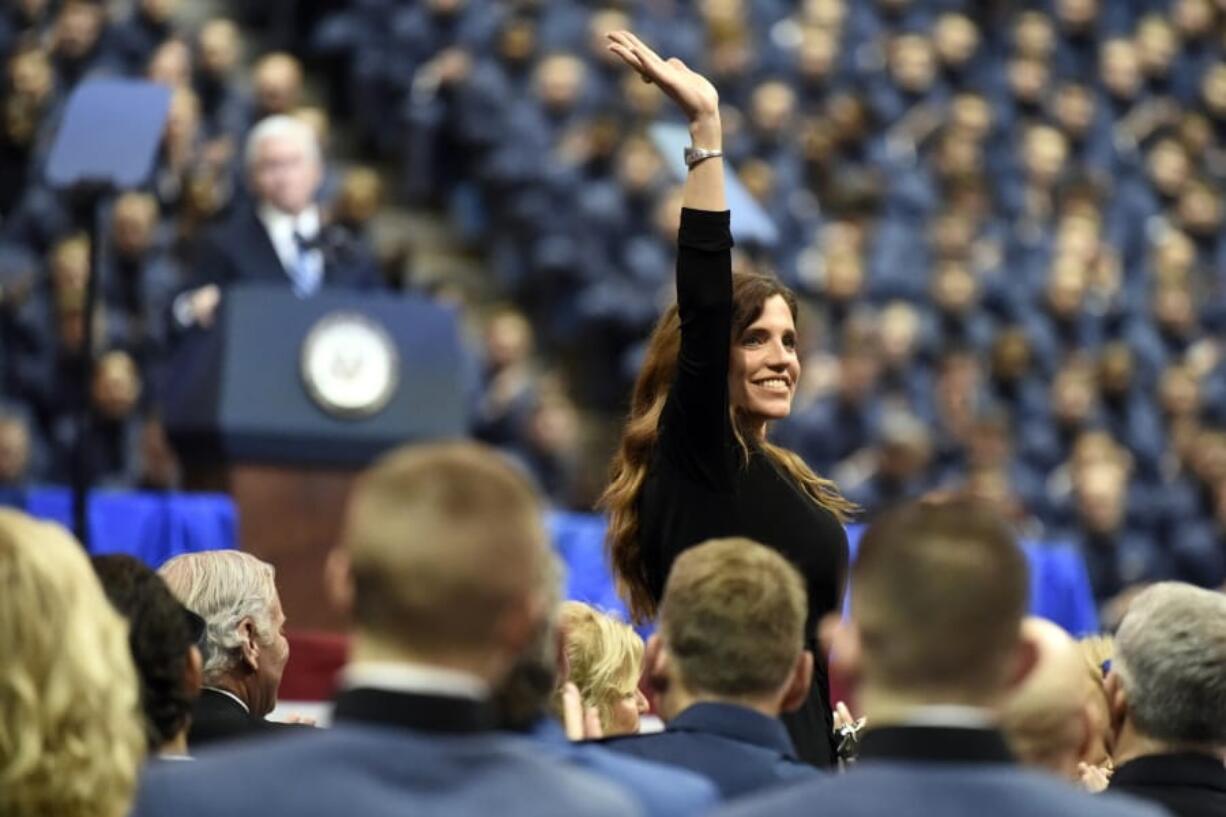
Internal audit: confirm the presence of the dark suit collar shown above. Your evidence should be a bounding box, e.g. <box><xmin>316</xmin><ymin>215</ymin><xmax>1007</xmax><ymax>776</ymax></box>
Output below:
<box><xmin>859</xmin><ymin>725</ymin><xmax>1015</xmax><ymax>765</ymax></box>
<box><xmin>668</xmin><ymin>702</ymin><xmax>799</xmax><ymax>758</ymax></box>
<box><xmin>199</xmin><ymin>687</ymin><xmax>253</xmax><ymax>718</ymax></box>
<box><xmin>1113</xmin><ymin>752</ymin><xmax>1226</xmax><ymax>793</ymax></box>
<box><xmin>333</xmin><ymin>687</ymin><xmax>496</xmax><ymax>735</ymax></box>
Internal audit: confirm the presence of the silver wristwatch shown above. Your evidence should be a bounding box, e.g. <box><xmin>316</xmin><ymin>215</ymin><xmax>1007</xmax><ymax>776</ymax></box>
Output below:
<box><xmin>683</xmin><ymin>145</ymin><xmax>724</xmax><ymax>168</ymax></box>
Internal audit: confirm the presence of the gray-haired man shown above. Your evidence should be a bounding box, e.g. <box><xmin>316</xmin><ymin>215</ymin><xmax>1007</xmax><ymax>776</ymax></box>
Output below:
<box><xmin>1106</xmin><ymin>582</ymin><xmax>1226</xmax><ymax>817</ymax></box>
<box><xmin>159</xmin><ymin>549</ymin><xmax>297</xmax><ymax>749</ymax></box>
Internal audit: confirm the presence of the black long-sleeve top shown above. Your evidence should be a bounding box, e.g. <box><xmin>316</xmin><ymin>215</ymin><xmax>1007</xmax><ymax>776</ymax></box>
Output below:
<box><xmin>636</xmin><ymin>208</ymin><xmax>849</xmax><ymax>767</ymax></box>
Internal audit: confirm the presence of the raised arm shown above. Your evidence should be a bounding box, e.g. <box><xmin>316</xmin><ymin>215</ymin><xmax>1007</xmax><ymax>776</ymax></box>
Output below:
<box><xmin>609</xmin><ymin>32</ymin><xmax>734</xmax><ymax>488</ymax></box>
<box><xmin>606</xmin><ymin>31</ymin><xmax>726</xmax><ymax>212</ymax></box>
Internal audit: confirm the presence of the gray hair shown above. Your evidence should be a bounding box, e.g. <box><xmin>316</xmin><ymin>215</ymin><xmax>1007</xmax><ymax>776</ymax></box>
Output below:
<box><xmin>158</xmin><ymin>550</ymin><xmax>280</xmax><ymax>684</ymax></box>
<box><xmin>243</xmin><ymin>113</ymin><xmax>320</xmax><ymax>171</ymax></box>
<box><xmin>1114</xmin><ymin>582</ymin><xmax>1226</xmax><ymax>746</ymax></box>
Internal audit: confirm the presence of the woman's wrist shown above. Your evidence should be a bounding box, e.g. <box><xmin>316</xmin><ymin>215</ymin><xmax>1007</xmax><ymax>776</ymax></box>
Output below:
<box><xmin>688</xmin><ymin>114</ymin><xmax>722</xmax><ymax>150</ymax></box>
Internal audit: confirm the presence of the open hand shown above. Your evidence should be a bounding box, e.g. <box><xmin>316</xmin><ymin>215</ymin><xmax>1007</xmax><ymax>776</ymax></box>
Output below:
<box><xmin>606</xmin><ymin>31</ymin><xmax>719</xmax><ymax>128</ymax></box>
<box><xmin>561</xmin><ymin>682</ymin><xmax>604</xmax><ymax>741</ymax></box>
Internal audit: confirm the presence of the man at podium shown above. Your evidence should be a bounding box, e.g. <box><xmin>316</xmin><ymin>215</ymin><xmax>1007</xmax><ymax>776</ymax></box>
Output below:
<box><xmin>173</xmin><ymin>115</ymin><xmax>381</xmax><ymax>329</ymax></box>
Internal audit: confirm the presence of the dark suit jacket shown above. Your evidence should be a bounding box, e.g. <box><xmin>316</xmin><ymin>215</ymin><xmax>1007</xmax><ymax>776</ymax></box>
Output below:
<box><xmin>599</xmin><ymin>702</ymin><xmax>818</xmax><ymax>800</ymax></box>
<box><xmin>193</xmin><ymin>205</ymin><xmax>381</xmax><ymax>291</ymax></box>
<box><xmin>1111</xmin><ymin>752</ymin><xmax>1226</xmax><ymax>817</ymax></box>
<box><xmin>187</xmin><ymin>688</ymin><xmax>302</xmax><ymax>750</ymax></box>
<box><xmin>713</xmin><ymin>725</ymin><xmax>1170</xmax><ymax>817</ymax></box>
<box><xmin>133</xmin><ymin>687</ymin><xmax>641</xmax><ymax>817</ymax></box>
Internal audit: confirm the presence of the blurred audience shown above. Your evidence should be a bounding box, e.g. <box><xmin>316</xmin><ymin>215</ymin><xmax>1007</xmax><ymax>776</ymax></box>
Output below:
<box><xmin>492</xmin><ymin>554</ymin><xmax>720</xmax><ymax>817</ymax></box>
<box><xmin>1105</xmin><ymin>582</ymin><xmax>1226</xmax><ymax>816</ymax></box>
<box><xmin>601</xmin><ymin>537</ymin><xmax>819</xmax><ymax>799</ymax></box>
<box><xmin>0</xmin><ymin>509</ymin><xmax>145</xmax><ymax>817</ymax></box>
<box><xmin>712</xmin><ymin>498</ymin><xmax>1165</xmax><ymax>817</ymax></box>
<box><xmin>93</xmin><ymin>553</ymin><xmax>205</xmax><ymax>759</ymax></box>
<box><xmin>557</xmin><ymin>600</ymin><xmax>648</xmax><ymax>737</ymax></box>
<box><xmin>1000</xmin><ymin>618</ymin><xmax>1113</xmax><ymax>790</ymax></box>
<box><xmin>157</xmin><ymin>549</ymin><xmax>294</xmax><ymax>749</ymax></box>
<box><xmin>131</xmin><ymin>442</ymin><xmax>643</xmax><ymax>817</ymax></box>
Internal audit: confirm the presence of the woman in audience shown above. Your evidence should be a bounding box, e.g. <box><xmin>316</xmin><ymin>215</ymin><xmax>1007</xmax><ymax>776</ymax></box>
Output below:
<box><xmin>0</xmin><ymin>509</ymin><xmax>145</xmax><ymax>817</ymax></box>
<box><xmin>599</xmin><ymin>31</ymin><xmax>854</xmax><ymax>767</ymax></box>
<box><xmin>557</xmin><ymin>601</ymin><xmax>648</xmax><ymax>736</ymax></box>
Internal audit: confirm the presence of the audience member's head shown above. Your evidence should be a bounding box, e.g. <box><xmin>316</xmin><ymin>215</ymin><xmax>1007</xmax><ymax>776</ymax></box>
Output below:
<box><xmin>197</xmin><ymin>18</ymin><xmax>241</xmax><ymax>79</ymax></box>
<box><xmin>1107</xmin><ymin>583</ymin><xmax>1226</xmax><ymax>762</ymax></box>
<box><xmin>557</xmin><ymin>601</ymin><xmax>647</xmax><ymax>736</ymax></box>
<box><xmin>159</xmin><ymin>550</ymin><xmax>289</xmax><ymax>718</ymax></box>
<box><xmin>1000</xmin><ymin>618</ymin><xmax>1104</xmax><ymax>782</ymax></box>
<box><xmin>648</xmin><ymin>537</ymin><xmax>812</xmax><ymax>720</ymax></box>
<box><xmin>0</xmin><ymin>510</ymin><xmax>144</xmax><ymax>817</ymax></box>
<box><xmin>327</xmin><ymin>443</ymin><xmax>551</xmax><ymax>686</ymax></box>
<box><xmin>830</xmin><ymin>498</ymin><xmax>1032</xmax><ymax>718</ymax></box>
<box><xmin>92</xmin><ymin>350</ymin><xmax>143</xmax><ymax>423</ymax></box>
<box><xmin>111</xmin><ymin>192</ymin><xmax>161</xmax><ymax>260</ymax></box>
<box><xmin>491</xmin><ymin>552</ymin><xmax>568</xmax><ymax>732</ymax></box>
<box><xmin>0</xmin><ymin>410</ymin><xmax>32</xmax><ymax>486</ymax></box>
<box><xmin>92</xmin><ymin>554</ymin><xmax>205</xmax><ymax>756</ymax></box>
<box><xmin>252</xmin><ymin>52</ymin><xmax>304</xmax><ymax>117</ymax></box>
<box><xmin>244</xmin><ymin>114</ymin><xmax>322</xmax><ymax>215</ymax></box>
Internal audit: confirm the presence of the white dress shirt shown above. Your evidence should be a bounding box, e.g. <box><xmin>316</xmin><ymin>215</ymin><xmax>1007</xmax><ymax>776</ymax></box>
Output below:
<box><xmin>259</xmin><ymin>203</ymin><xmax>323</xmax><ymax>296</ymax></box>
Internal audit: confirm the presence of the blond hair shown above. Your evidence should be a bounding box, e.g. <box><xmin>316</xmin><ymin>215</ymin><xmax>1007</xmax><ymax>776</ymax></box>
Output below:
<box><xmin>557</xmin><ymin>601</ymin><xmax>643</xmax><ymax>731</ymax></box>
<box><xmin>661</xmin><ymin>537</ymin><xmax>806</xmax><ymax>697</ymax></box>
<box><xmin>343</xmin><ymin>442</ymin><xmax>548</xmax><ymax>655</ymax></box>
<box><xmin>0</xmin><ymin>510</ymin><xmax>145</xmax><ymax>817</ymax></box>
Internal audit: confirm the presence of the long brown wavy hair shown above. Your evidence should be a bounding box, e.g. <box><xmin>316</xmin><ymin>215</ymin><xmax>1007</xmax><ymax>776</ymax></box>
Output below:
<box><xmin>599</xmin><ymin>272</ymin><xmax>857</xmax><ymax>623</ymax></box>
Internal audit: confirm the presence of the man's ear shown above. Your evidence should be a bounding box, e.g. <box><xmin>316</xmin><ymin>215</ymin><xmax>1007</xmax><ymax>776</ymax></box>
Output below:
<box><xmin>239</xmin><ymin>617</ymin><xmax>260</xmax><ymax>672</ymax></box>
<box><xmin>1005</xmin><ymin>630</ymin><xmax>1040</xmax><ymax>694</ymax></box>
<box><xmin>780</xmin><ymin>650</ymin><xmax>815</xmax><ymax>714</ymax></box>
<box><xmin>644</xmin><ymin>634</ymin><xmax>670</xmax><ymax>694</ymax></box>
<box><xmin>1104</xmin><ymin>670</ymin><xmax>1129</xmax><ymax>736</ymax></box>
<box><xmin>323</xmin><ymin>548</ymin><xmax>354</xmax><ymax>619</ymax></box>
<box><xmin>185</xmin><ymin>644</ymin><xmax>205</xmax><ymax>698</ymax></box>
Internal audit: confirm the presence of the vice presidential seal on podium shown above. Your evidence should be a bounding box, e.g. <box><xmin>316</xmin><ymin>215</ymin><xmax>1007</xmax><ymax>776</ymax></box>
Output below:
<box><xmin>301</xmin><ymin>313</ymin><xmax>400</xmax><ymax>419</ymax></box>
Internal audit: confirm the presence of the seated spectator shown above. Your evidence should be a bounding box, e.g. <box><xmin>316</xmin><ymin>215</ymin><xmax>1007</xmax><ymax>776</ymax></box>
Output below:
<box><xmin>157</xmin><ymin>549</ymin><xmax>295</xmax><ymax>749</ymax></box>
<box><xmin>132</xmin><ymin>443</ymin><xmax>642</xmax><ymax>817</ymax></box>
<box><xmin>0</xmin><ymin>407</ymin><xmax>33</xmax><ymax>497</ymax></box>
<box><xmin>714</xmin><ymin>498</ymin><xmax>1164</xmax><ymax>817</ymax></box>
<box><xmin>600</xmin><ymin>537</ymin><xmax>819</xmax><ymax>799</ymax></box>
<box><xmin>0</xmin><ymin>509</ymin><xmax>145</xmax><ymax>817</ymax></box>
<box><xmin>1106</xmin><ymin>582</ymin><xmax>1226</xmax><ymax>817</ymax></box>
<box><xmin>175</xmin><ymin>114</ymin><xmax>380</xmax><ymax>329</ymax></box>
<box><xmin>557</xmin><ymin>600</ymin><xmax>648</xmax><ymax>737</ymax></box>
<box><xmin>93</xmin><ymin>554</ymin><xmax>205</xmax><ymax>759</ymax></box>
<box><xmin>999</xmin><ymin>618</ymin><xmax>1111</xmax><ymax>789</ymax></box>
<box><xmin>492</xmin><ymin>555</ymin><xmax>720</xmax><ymax>817</ymax></box>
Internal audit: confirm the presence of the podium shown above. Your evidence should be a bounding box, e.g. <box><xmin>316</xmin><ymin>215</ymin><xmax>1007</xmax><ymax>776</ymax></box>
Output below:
<box><xmin>164</xmin><ymin>285</ymin><xmax>470</xmax><ymax>630</ymax></box>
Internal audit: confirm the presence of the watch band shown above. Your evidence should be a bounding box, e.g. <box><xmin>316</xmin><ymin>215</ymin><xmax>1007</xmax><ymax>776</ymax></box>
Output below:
<box><xmin>684</xmin><ymin>145</ymin><xmax>724</xmax><ymax>168</ymax></box>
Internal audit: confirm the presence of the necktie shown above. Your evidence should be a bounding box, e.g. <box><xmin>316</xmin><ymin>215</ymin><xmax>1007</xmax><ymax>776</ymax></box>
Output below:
<box><xmin>291</xmin><ymin>231</ymin><xmax>322</xmax><ymax>297</ymax></box>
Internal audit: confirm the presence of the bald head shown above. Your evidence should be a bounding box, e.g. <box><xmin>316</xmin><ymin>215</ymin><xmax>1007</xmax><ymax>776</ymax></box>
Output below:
<box><xmin>1001</xmin><ymin>618</ymin><xmax>1094</xmax><ymax>779</ymax></box>
<box><xmin>338</xmin><ymin>443</ymin><xmax>549</xmax><ymax>674</ymax></box>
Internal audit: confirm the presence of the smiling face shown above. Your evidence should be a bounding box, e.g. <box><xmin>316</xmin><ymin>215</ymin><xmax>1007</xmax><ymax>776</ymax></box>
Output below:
<box><xmin>729</xmin><ymin>294</ymin><xmax>800</xmax><ymax>429</ymax></box>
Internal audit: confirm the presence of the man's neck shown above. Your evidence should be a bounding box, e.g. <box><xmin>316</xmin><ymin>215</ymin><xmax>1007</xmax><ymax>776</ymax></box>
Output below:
<box><xmin>1114</xmin><ymin>719</ymin><xmax>1225</xmax><ymax>766</ymax></box>
<box><xmin>206</xmin><ymin>677</ymin><xmax>253</xmax><ymax>714</ymax></box>
<box><xmin>657</xmin><ymin>685</ymin><xmax>781</xmax><ymax>722</ymax></box>
<box><xmin>160</xmin><ymin>730</ymin><xmax>190</xmax><ymax>758</ymax></box>
<box><xmin>856</xmin><ymin>687</ymin><xmax>999</xmax><ymax>729</ymax></box>
<box><xmin>349</xmin><ymin>634</ymin><xmax>505</xmax><ymax>688</ymax></box>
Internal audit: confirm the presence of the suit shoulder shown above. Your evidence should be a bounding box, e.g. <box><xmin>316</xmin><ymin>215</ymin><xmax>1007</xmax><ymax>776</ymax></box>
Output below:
<box><xmin>574</xmin><ymin>743</ymin><xmax>719</xmax><ymax>814</ymax></box>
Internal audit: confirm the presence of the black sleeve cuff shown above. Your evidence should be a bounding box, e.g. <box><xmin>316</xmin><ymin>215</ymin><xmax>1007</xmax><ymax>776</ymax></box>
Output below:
<box><xmin>678</xmin><ymin>208</ymin><xmax>734</xmax><ymax>252</ymax></box>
